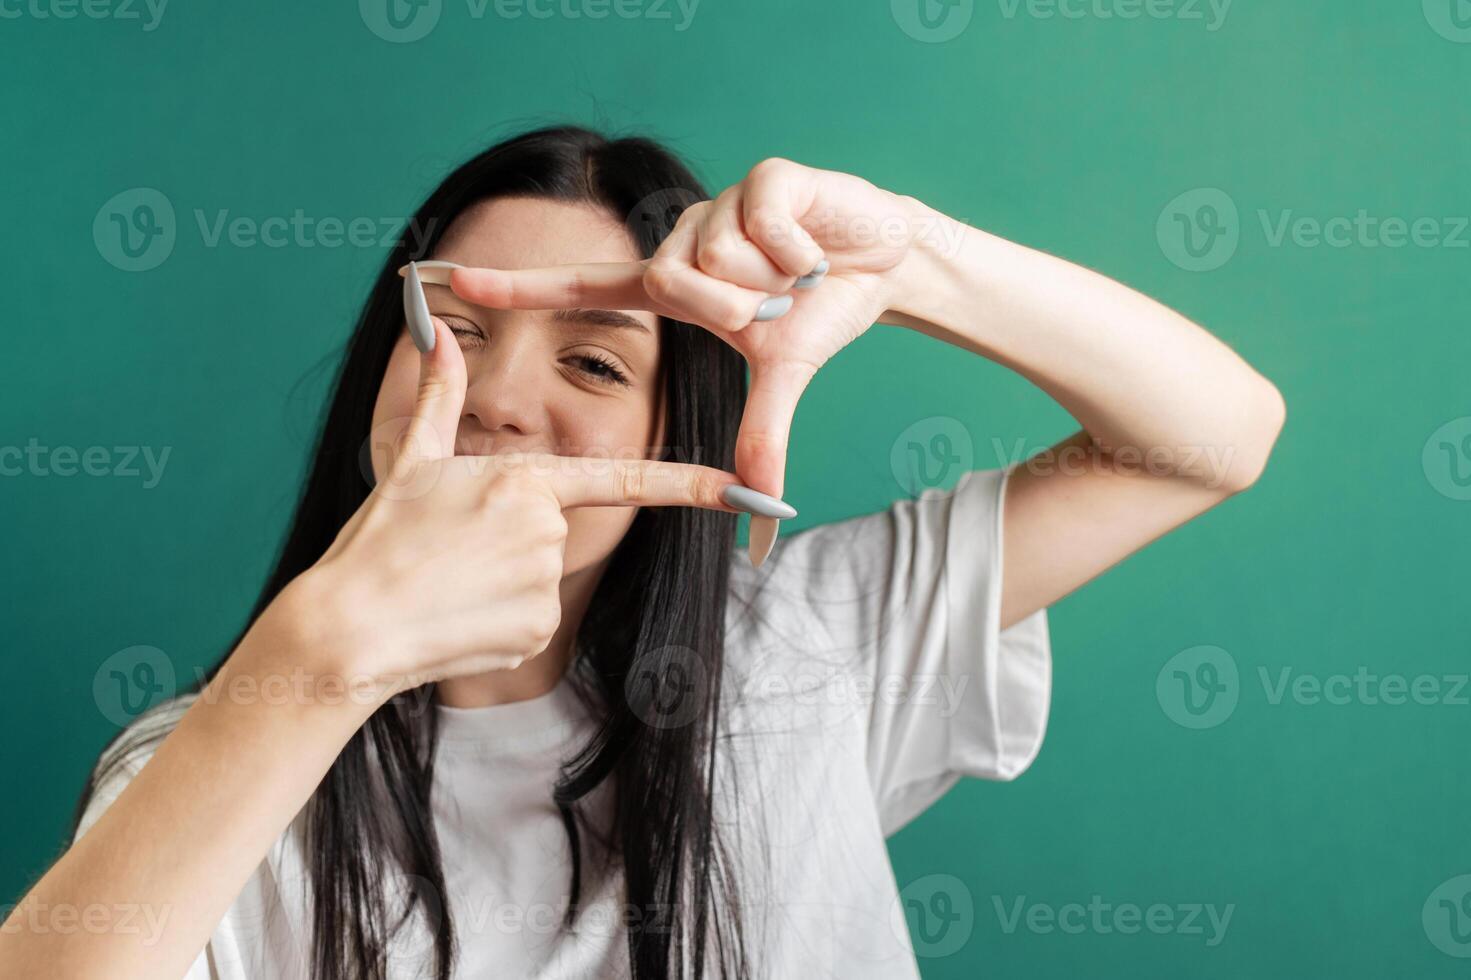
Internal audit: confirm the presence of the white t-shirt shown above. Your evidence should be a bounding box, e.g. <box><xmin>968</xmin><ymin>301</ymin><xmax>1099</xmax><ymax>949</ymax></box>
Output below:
<box><xmin>75</xmin><ymin>466</ymin><xmax>1052</xmax><ymax>979</ymax></box>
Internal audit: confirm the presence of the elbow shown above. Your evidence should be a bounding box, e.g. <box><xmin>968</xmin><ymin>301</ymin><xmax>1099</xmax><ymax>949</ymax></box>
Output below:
<box><xmin>1212</xmin><ymin>378</ymin><xmax>1287</xmax><ymax>495</ymax></box>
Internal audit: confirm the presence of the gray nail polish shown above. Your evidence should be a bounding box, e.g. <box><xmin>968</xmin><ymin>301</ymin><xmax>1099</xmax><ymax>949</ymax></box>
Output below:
<box><xmin>722</xmin><ymin>484</ymin><xmax>797</xmax><ymax>519</ymax></box>
<box><xmin>404</xmin><ymin>262</ymin><xmax>435</xmax><ymax>353</ymax></box>
<box><xmin>754</xmin><ymin>294</ymin><xmax>794</xmax><ymax>321</ymax></box>
<box><xmin>795</xmin><ymin>258</ymin><xmax>829</xmax><ymax>289</ymax></box>
<box><xmin>400</xmin><ymin>259</ymin><xmax>463</xmax><ymax>285</ymax></box>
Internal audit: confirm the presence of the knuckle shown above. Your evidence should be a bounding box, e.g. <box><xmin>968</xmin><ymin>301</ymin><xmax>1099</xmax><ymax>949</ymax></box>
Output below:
<box><xmin>689</xmin><ymin>469</ymin><xmax>723</xmax><ymax>508</ymax></box>
<box><xmin>748</xmin><ymin>156</ymin><xmax>794</xmax><ymax>184</ymax></box>
<box><xmin>529</xmin><ymin>598</ymin><xmax>562</xmax><ymax>644</ymax></box>
<box><xmin>415</xmin><ymin>376</ymin><xmax>451</xmax><ymax>403</ymax></box>
<box><xmin>718</xmin><ymin>296</ymin><xmax>755</xmax><ymax>331</ymax></box>
<box><xmin>614</xmin><ymin>464</ymin><xmax>647</xmax><ymax>502</ymax></box>
<box><xmin>695</xmin><ymin>236</ymin><xmax>734</xmax><ymax>275</ymax></box>
<box><xmin>743</xmin><ymin>205</ymin><xmax>786</xmax><ymax>246</ymax></box>
<box><xmin>642</xmin><ymin>263</ymin><xmax>679</xmax><ymax>306</ymax></box>
<box><xmin>483</xmin><ymin>470</ymin><xmax>532</xmax><ymax>511</ymax></box>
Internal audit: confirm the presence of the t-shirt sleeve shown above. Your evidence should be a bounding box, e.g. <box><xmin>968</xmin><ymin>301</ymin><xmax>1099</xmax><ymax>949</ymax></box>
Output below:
<box><xmin>727</xmin><ymin>465</ymin><xmax>1052</xmax><ymax>837</ymax></box>
<box><xmin>72</xmin><ymin>697</ymin><xmax>220</xmax><ymax>980</ymax></box>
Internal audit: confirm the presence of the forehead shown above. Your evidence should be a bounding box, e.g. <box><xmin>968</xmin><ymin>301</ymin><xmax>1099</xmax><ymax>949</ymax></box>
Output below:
<box><xmin>433</xmin><ymin>196</ymin><xmax>644</xmax><ymax>270</ymax></box>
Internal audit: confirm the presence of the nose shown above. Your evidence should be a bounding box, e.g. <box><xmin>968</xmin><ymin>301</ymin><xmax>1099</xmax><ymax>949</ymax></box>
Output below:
<box><xmin>459</xmin><ymin>326</ymin><xmax>549</xmax><ymax>445</ymax></box>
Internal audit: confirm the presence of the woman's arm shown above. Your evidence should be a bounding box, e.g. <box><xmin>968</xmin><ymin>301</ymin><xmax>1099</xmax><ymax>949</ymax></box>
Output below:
<box><xmin>432</xmin><ymin>158</ymin><xmax>1285</xmax><ymax>622</ymax></box>
<box><xmin>0</xmin><ymin>583</ymin><xmax>378</xmax><ymax>979</ymax></box>
<box><xmin>883</xmin><ymin>198</ymin><xmax>1287</xmax><ymax>628</ymax></box>
<box><xmin>0</xmin><ymin>316</ymin><xmax>758</xmax><ymax>980</ymax></box>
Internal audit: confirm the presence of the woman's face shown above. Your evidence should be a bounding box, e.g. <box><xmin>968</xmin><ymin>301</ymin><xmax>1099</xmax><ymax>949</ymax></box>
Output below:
<box><xmin>371</xmin><ymin>196</ymin><xmax>665</xmax><ymax>575</ymax></box>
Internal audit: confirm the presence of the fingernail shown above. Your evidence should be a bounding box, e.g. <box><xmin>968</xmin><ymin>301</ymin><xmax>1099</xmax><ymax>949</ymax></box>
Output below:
<box><xmin>722</xmin><ymin>484</ymin><xmax>797</xmax><ymax>519</ymax></box>
<box><xmin>398</xmin><ymin>259</ymin><xmax>463</xmax><ymax>285</ymax></box>
<box><xmin>404</xmin><ymin>262</ymin><xmax>435</xmax><ymax>354</ymax></box>
<box><xmin>748</xmin><ymin>515</ymin><xmax>779</xmax><ymax>568</ymax></box>
<box><xmin>753</xmin><ymin>295</ymin><xmax>793</xmax><ymax>322</ymax></box>
<box><xmin>794</xmin><ymin>258</ymin><xmax>829</xmax><ymax>290</ymax></box>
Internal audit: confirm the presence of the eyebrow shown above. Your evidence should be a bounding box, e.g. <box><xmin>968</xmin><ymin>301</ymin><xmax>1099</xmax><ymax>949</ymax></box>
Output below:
<box><xmin>551</xmin><ymin>308</ymin><xmax>650</xmax><ymax>334</ymax></box>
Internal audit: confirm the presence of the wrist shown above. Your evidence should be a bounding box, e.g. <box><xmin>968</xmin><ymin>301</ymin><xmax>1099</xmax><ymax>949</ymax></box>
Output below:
<box><xmin>223</xmin><ymin>571</ymin><xmax>393</xmax><ymax>720</ymax></box>
<box><xmin>883</xmin><ymin>195</ymin><xmax>969</xmax><ymax>328</ymax></box>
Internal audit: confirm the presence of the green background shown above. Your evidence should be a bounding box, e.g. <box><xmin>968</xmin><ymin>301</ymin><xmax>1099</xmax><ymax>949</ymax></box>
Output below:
<box><xmin>3</xmin><ymin>0</ymin><xmax>1469</xmax><ymax>975</ymax></box>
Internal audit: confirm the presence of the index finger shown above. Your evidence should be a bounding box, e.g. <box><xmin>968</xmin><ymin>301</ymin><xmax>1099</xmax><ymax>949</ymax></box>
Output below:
<box><xmin>495</xmin><ymin>453</ymin><xmax>796</xmax><ymax>517</ymax></box>
<box><xmin>410</xmin><ymin>260</ymin><xmax>654</xmax><ymax>313</ymax></box>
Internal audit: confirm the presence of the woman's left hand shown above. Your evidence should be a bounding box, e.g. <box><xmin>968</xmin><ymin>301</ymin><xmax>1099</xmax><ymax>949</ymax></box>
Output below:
<box><xmin>445</xmin><ymin>159</ymin><xmax>926</xmax><ymax>498</ymax></box>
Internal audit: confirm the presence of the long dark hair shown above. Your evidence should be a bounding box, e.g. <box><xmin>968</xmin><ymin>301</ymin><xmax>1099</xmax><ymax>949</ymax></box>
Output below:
<box><xmin>76</xmin><ymin>125</ymin><xmax>752</xmax><ymax>980</ymax></box>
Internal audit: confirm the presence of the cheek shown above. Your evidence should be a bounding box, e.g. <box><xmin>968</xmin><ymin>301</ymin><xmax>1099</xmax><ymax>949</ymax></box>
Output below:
<box><xmin>368</xmin><ymin>339</ymin><xmax>421</xmax><ymax>483</ymax></box>
<box><xmin>562</xmin><ymin>506</ymin><xmax>640</xmax><ymax>575</ymax></box>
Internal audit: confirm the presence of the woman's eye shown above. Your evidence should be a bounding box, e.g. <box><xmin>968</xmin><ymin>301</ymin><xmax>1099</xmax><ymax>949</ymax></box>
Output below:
<box><xmin>567</xmin><ymin>353</ymin><xmax>630</xmax><ymax>387</ymax></box>
<box><xmin>444</xmin><ymin>318</ymin><xmax>484</xmax><ymax>346</ymax></box>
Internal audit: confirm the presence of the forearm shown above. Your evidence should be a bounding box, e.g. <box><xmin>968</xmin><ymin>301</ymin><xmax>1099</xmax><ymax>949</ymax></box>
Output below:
<box><xmin>884</xmin><ymin>198</ymin><xmax>1285</xmax><ymax>491</ymax></box>
<box><xmin>0</xmin><ymin>577</ymin><xmax>379</xmax><ymax>980</ymax></box>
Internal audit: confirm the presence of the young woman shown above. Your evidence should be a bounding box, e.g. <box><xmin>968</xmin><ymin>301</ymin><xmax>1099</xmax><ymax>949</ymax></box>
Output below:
<box><xmin>0</xmin><ymin>126</ymin><xmax>1284</xmax><ymax>979</ymax></box>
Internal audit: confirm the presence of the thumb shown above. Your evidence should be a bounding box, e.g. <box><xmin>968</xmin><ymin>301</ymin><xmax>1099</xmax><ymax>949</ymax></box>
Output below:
<box><xmin>734</xmin><ymin>359</ymin><xmax>815</xmax><ymax>499</ymax></box>
<box><xmin>397</xmin><ymin>316</ymin><xmax>467</xmax><ymax>469</ymax></box>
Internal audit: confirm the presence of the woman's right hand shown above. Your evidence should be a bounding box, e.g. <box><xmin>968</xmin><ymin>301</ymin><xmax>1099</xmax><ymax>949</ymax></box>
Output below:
<box><xmin>289</xmin><ymin>315</ymin><xmax>746</xmax><ymax>698</ymax></box>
